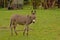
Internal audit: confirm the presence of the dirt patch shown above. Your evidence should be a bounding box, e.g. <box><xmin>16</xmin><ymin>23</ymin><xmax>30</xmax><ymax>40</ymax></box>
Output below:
<box><xmin>0</xmin><ymin>27</ymin><xmax>8</xmax><ymax>29</ymax></box>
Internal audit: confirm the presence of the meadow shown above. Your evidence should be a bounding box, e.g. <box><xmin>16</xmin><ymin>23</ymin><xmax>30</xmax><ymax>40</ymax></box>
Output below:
<box><xmin>0</xmin><ymin>8</ymin><xmax>60</xmax><ymax>40</ymax></box>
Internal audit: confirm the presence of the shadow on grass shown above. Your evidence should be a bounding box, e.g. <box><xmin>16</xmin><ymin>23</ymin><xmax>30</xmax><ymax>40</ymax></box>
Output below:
<box><xmin>0</xmin><ymin>27</ymin><xmax>33</xmax><ymax>32</ymax></box>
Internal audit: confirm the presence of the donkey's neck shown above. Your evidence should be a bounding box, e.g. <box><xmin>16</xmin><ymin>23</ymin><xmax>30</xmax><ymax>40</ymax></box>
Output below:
<box><xmin>26</xmin><ymin>16</ymin><xmax>33</xmax><ymax>25</ymax></box>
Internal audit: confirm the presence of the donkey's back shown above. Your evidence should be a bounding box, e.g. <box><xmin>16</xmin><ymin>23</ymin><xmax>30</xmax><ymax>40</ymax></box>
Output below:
<box><xmin>10</xmin><ymin>14</ymin><xmax>31</xmax><ymax>25</ymax></box>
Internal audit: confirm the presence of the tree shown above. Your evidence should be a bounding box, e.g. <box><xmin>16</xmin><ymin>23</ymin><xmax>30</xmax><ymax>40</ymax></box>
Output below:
<box><xmin>31</xmin><ymin>0</ymin><xmax>41</xmax><ymax>9</ymax></box>
<box><xmin>42</xmin><ymin>0</ymin><xmax>56</xmax><ymax>9</ymax></box>
<box><xmin>58</xmin><ymin>0</ymin><xmax>60</xmax><ymax>8</ymax></box>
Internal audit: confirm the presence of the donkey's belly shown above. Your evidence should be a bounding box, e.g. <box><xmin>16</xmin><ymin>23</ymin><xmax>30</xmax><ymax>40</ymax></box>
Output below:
<box><xmin>17</xmin><ymin>21</ymin><xmax>26</xmax><ymax>25</ymax></box>
<box><xmin>18</xmin><ymin>22</ymin><xmax>25</xmax><ymax>25</ymax></box>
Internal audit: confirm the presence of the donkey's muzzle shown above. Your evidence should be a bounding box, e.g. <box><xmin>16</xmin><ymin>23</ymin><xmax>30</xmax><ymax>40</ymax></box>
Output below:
<box><xmin>33</xmin><ymin>20</ymin><xmax>35</xmax><ymax>23</ymax></box>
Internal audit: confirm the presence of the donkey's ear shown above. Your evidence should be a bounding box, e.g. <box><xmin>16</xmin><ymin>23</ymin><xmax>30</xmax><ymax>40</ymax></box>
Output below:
<box><xmin>34</xmin><ymin>10</ymin><xmax>36</xmax><ymax>13</ymax></box>
<box><xmin>31</xmin><ymin>10</ymin><xmax>36</xmax><ymax>13</ymax></box>
<box><xmin>31</xmin><ymin>10</ymin><xmax>33</xmax><ymax>13</ymax></box>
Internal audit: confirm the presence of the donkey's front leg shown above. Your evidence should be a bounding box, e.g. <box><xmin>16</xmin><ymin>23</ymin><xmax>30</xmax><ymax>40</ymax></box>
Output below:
<box><xmin>23</xmin><ymin>25</ymin><xmax>29</xmax><ymax>36</ymax></box>
<box><xmin>23</xmin><ymin>26</ymin><xmax>26</xmax><ymax>36</ymax></box>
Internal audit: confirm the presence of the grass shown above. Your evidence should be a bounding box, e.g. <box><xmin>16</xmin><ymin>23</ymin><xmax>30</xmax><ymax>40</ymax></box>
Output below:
<box><xmin>0</xmin><ymin>8</ymin><xmax>60</xmax><ymax>40</ymax></box>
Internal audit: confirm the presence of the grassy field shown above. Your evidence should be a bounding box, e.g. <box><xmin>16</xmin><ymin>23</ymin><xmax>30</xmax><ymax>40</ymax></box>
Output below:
<box><xmin>0</xmin><ymin>8</ymin><xmax>60</xmax><ymax>40</ymax></box>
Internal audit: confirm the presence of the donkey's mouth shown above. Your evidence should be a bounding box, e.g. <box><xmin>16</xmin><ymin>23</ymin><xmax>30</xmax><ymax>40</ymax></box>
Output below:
<box><xmin>33</xmin><ymin>22</ymin><xmax>35</xmax><ymax>23</ymax></box>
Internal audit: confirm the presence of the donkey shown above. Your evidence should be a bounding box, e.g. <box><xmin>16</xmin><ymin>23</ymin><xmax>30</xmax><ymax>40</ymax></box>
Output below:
<box><xmin>10</xmin><ymin>10</ymin><xmax>36</xmax><ymax>36</ymax></box>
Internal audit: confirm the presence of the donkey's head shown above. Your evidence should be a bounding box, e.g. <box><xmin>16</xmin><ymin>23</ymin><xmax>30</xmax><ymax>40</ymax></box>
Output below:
<box><xmin>30</xmin><ymin>10</ymin><xmax>36</xmax><ymax>23</ymax></box>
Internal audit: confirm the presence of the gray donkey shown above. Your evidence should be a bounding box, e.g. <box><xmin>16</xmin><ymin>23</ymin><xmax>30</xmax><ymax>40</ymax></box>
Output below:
<box><xmin>10</xmin><ymin>10</ymin><xmax>36</xmax><ymax>36</ymax></box>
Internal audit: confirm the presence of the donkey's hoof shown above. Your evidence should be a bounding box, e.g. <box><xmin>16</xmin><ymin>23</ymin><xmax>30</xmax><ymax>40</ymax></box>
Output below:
<box><xmin>26</xmin><ymin>33</ymin><xmax>28</xmax><ymax>36</ymax></box>
<box><xmin>23</xmin><ymin>32</ymin><xmax>25</xmax><ymax>36</ymax></box>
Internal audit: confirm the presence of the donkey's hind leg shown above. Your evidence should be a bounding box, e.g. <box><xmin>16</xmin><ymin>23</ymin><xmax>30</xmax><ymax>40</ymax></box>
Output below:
<box><xmin>13</xmin><ymin>24</ymin><xmax>17</xmax><ymax>35</ymax></box>
<box><xmin>10</xmin><ymin>22</ymin><xmax>13</xmax><ymax>36</ymax></box>
<box><xmin>10</xmin><ymin>25</ymin><xmax>13</xmax><ymax>36</ymax></box>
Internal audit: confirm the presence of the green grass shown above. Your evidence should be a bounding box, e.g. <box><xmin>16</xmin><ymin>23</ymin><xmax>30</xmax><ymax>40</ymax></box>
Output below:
<box><xmin>0</xmin><ymin>8</ymin><xmax>60</xmax><ymax>40</ymax></box>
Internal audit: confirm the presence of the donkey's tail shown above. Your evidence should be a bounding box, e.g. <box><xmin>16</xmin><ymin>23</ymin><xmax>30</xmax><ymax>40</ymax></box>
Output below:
<box><xmin>10</xmin><ymin>19</ymin><xmax>12</xmax><ymax>27</ymax></box>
